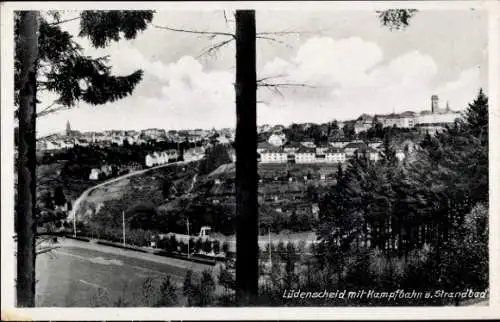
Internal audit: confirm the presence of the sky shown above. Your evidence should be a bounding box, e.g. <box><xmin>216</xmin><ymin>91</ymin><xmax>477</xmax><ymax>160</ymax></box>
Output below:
<box><xmin>36</xmin><ymin>8</ymin><xmax>488</xmax><ymax>137</ymax></box>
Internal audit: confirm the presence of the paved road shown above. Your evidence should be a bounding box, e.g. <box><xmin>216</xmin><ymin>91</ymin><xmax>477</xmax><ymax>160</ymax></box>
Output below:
<box><xmin>35</xmin><ymin>238</ymin><xmax>211</xmax><ymax>307</ymax></box>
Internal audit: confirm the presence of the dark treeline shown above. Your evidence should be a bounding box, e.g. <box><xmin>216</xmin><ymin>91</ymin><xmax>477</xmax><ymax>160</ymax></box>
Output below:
<box><xmin>311</xmin><ymin>89</ymin><xmax>489</xmax><ymax>301</ymax></box>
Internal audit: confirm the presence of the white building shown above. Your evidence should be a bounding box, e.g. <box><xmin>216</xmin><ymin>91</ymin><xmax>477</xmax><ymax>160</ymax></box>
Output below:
<box><xmin>267</xmin><ymin>133</ymin><xmax>287</xmax><ymax>147</ymax></box>
<box><xmin>89</xmin><ymin>168</ymin><xmax>101</xmax><ymax>180</ymax></box>
<box><xmin>325</xmin><ymin>148</ymin><xmax>346</xmax><ymax>163</ymax></box>
<box><xmin>145</xmin><ymin>154</ymin><xmax>156</xmax><ymax>167</ymax></box>
<box><xmin>260</xmin><ymin>147</ymin><xmax>287</xmax><ymax>163</ymax></box>
<box><xmin>295</xmin><ymin>147</ymin><xmax>316</xmax><ymax>164</ymax></box>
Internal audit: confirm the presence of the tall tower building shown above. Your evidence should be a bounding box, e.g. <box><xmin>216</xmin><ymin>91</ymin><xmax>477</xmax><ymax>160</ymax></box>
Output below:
<box><xmin>431</xmin><ymin>95</ymin><xmax>439</xmax><ymax>113</ymax></box>
<box><xmin>66</xmin><ymin>120</ymin><xmax>71</xmax><ymax>136</ymax></box>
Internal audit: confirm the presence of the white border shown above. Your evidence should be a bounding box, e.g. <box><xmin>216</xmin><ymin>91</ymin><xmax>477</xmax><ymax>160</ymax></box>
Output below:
<box><xmin>1</xmin><ymin>1</ymin><xmax>499</xmax><ymax>320</ymax></box>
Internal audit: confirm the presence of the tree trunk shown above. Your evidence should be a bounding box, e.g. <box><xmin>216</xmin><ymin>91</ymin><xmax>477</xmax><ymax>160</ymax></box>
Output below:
<box><xmin>234</xmin><ymin>10</ymin><xmax>258</xmax><ymax>305</ymax></box>
<box><xmin>16</xmin><ymin>11</ymin><xmax>39</xmax><ymax>307</ymax></box>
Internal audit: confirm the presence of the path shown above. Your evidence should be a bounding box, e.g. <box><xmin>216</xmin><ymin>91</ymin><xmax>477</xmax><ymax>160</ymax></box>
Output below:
<box><xmin>67</xmin><ymin>158</ymin><xmax>201</xmax><ymax>222</ymax></box>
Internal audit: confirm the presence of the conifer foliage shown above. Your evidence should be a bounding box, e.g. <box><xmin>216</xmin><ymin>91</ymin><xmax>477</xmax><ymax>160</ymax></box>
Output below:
<box><xmin>315</xmin><ymin>89</ymin><xmax>489</xmax><ymax>297</ymax></box>
<box><xmin>14</xmin><ymin>10</ymin><xmax>155</xmax><ymax>307</ymax></box>
<box><xmin>14</xmin><ymin>10</ymin><xmax>154</xmax><ymax>116</ymax></box>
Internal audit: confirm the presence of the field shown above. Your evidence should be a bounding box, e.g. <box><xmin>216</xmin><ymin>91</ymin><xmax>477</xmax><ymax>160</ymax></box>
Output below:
<box><xmin>35</xmin><ymin>238</ymin><xmax>211</xmax><ymax>307</ymax></box>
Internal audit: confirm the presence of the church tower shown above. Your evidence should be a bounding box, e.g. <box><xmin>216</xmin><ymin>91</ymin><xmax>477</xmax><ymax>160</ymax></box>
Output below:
<box><xmin>431</xmin><ymin>95</ymin><xmax>439</xmax><ymax>113</ymax></box>
<box><xmin>66</xmin><ymin>120</ymin><xmax>71</xmax><ymax>136</ymax></box>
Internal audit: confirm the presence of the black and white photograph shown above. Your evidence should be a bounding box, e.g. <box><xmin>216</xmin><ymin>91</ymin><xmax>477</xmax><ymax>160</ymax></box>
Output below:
<box><xmin>1</xmin><ymin>0</ymin><xmax>499</xmax><ymax>319</ymax></box>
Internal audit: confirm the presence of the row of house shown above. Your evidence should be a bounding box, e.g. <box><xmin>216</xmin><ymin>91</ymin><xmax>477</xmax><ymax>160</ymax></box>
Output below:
<box><xmin>145</xmin><ymin>150</ymin><xmax>179</xmax><ymax>167</ymax></box>
<box><xmin>258</xmin><ymin>142</ymin><xmax>404</xmax><ymax>164</ymax></box>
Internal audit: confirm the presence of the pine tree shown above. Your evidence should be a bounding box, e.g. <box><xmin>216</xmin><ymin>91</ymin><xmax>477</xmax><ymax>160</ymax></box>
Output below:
<box><xmin>464</xmin><ymin>88</ymin><xmax>488</xmax><ymax>145</ymax></box>
<box><xmin>14</xmin><ymin>10</ymin><xmax>154</xmax><ymax>307</ymax></box>
<box><xmin>380</xmin><ymin>134</ymin><xmax>397</xmax><ymax>166</ymax></box>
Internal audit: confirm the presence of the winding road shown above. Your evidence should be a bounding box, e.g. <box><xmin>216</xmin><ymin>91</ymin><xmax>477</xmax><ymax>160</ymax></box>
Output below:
<box><xmin>67</xmin><ymin>157</ymin><xmax>202</xmax><ymax>222</ymax></box>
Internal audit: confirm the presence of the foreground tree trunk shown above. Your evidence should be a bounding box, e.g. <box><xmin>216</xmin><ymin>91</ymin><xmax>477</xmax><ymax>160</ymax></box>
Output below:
<box><xmin>16</xmin><ymin>11</ymin><xmax>39</xmax><ymax>307</ymax></box>
<box><xmin>234</xmin><ymin>10</ymin><xmax>258</xmax><ymax>305</ymax></box>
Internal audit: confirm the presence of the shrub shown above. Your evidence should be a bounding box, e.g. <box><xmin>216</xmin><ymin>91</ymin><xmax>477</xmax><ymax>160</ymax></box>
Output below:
<box><xmin>203</xmin><ymin>239</ymin><xmax>212</xmax><ymax>254</ymax></box>
<box><xmin>222</xmin><ymin>241</ymin><xmax>230</xmax><ymax>256</ymax></box>
<box><xmin>169</xmin><ymin>235</ymin><xmax>178</xmax><ymax>252</ymax></box>
<box><xmin>213</xmin><ymin>240</ymin><xmax>221</xmax><ymax>254</ymax></box>
<box><xmin>178</xmin><ymin>241</ymin><xmax>188</xmax><ymax>254</ymax></box>
<box><xmin>195</xmin><ymin>238</ymin><xmax>204</xmax><ymax>253</ymax></box>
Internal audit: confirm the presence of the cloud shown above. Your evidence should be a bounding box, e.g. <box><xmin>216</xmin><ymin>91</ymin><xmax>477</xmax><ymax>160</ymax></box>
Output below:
<box><xmin>435</xmin><ymin>68</ymin><xmax>482</xmax><ymax>110</ymax></box>
<box><xmin>37</xmin><ymin>34</ymin><xmax>484</xmax><ymax>136</ymax></box>
<box><xmin>257</xmin><ymin>36</ymin><xmax>481</xmax><ymax>124</ymax></box>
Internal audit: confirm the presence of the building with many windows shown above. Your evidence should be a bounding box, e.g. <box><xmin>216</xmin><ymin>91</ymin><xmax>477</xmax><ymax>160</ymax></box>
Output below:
<box><xmin>259</xmin><ymin>146</ymin><xmax>288</xmax><ymax>163</ymax></box>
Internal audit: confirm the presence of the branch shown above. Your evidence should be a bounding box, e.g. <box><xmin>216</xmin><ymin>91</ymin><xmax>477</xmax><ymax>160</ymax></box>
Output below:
<box><xmin>257</xmin><ymin>82</ymin><xmax>316</xmax><ymax>89</ymax></box>
<box><xmin>258</xmin><ymin>82</ymin><xmax>317</xmax><ymax>98</ymax></box>
<box><xmin>49</xmin><ymin>16</ymin><xmax>80</xmax><ymax>26</ymax></box>
<box><xmin>257</xmin><ymin>29</ymin><xmax>325</xmax><ymax>36</ymax></box>
<box><xmin>257</xmin><ymin>74</ymin><xmax>287</xmax><ymax>83</ymax></box>
<box><xmin>153</xmin><ymin>24</ymin><xmax>235</xmax><ymax>39</ymax></box>
<box><xmin>256</xmin><ymin>35</ymin><xmax>292</xmax><ymax>48</ymax></box>
<box><xmin>37</xmin><ymin>104</ymin><xmax>72</xmax><ymax>118</ymax></box>
<box><xmin>196</xmin><ymin>38</ymin><xmax>234</xmax><ymax>59</ymax></box>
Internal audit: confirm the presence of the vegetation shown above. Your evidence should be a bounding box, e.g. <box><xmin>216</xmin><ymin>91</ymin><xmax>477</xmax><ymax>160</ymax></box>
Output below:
<box><xmin>15</xmin><ymin>10</ymin><xmax>155</xmax><ymax>306</ymax></box>
<box><xmin>314</xmin><ymin>89</ymin><xmax>489</xmax><ymax>303</ymax></box>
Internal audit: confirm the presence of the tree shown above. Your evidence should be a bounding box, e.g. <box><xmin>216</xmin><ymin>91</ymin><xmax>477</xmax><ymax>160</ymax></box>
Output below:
<box><xmin>195</xmin><ymin>238</ymin><xmax>204</xmax><ymax>254</ymax></box>
<box><xmin>463</xmin><ymin>88</ymin><xmax>488</xmax><ymax>145</ymax></box>
<box><xmin>154</xmin><ymin>276</ymin><xmax>178</xmax><ymax>307</ymax></box>
<box><xmin>234</xmin><ymin>10</ymin><xmax>258</xmax><ymax>305</ymax></box>
<box><xmin>15</xmin><ymin>11</ymin><xmax>39</xmax><ymax>307</ymax></box>
<box><xmin>154</xmin><ymin>8</ymin><xmax>419</xmax><ymax>305</ymax></box>
<box><xmin>203</xmin><ymin>239</ymin><xmax>212</xmax><ymax>254</ymax></box>
<box><xmin>218</xmin><ymin>265</ymin><xmax>235</xmax><ymax>294</ymax></box>
<box><xmin>380</xmin><ymin>134</ymin><xmax>397</xmax><ymax>166</ymax></box>
<box><xmin>213</xmin><ymin>240</ymin><xmax>221</xmax><ymax>254</ymax></box>
<box><xmin>342</xmin><ymin>122</ymin><xmax>355</xmax><ymax>140</ymax></box>
<box><xmin>15</xmin><ymin>10</ymin><xmax>154</xmax><ymax>306</ymax></box>
<box><xmin>328</xmin><ymin>120</ymin><xmax>339</xmax><ymax>138</ymax></box>
<box><xmin>183</xmin><ymin>270</ymin><xmax>196</xmax><ymax>306</ymax></box>
<box><xmin>53</xmin><ymin>186</ymin><xmax>67</xmax><ymax>207</ymax></box>
<box><xmin>222</xmin><ymin>240</ymin><xmax>230</xmax><ymax>256</ymax></box>
<box><xmin>199</xmin><ymin>144</ymin><xmax>232</xmax><ymax>175</ymax></box>
<box><xmin>199</xmin><ymin>270</ymin><xmax>216</xmax><ymax>306</ymax></box>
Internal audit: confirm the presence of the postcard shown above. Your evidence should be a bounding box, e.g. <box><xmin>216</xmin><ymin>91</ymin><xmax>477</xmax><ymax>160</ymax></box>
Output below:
<box><xmin>1</xmin><ymin>1</ymin><xmax>499</xmax><ymax>320</ymax></box>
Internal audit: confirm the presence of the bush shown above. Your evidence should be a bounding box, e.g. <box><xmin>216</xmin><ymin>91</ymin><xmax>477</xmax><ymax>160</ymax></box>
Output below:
<box><xmin>178</xmin><ymin>241</ymin><xmax>188</xmax><ymax>254</ymax></box>
<box><xmin>213</xmin><ymin>240</ymin><xmax>221</xmax><ymax>254</ymax></box>
<box><xmin>203</xmin><ymin>239</ymin><xmax>212</xmax><ymax>253</ymax></box>
<box><xmin>169</xmin><ymin>235</ymin><xmax>178</xmax><ymax>252</ymax></box>
<box><xmin>222</xmin><ymin>241</ymin><xmax>230</xmax><ymax>255</ymax></box>
<box><xmin>195</xmin><ymin>238</ymin><xmax>204</xmax><ymax>253</ymax></box>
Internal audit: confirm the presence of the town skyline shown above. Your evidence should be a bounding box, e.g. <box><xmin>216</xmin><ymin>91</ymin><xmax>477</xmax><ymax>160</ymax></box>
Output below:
<box><xmin>35</xmin><ymin>8</ymin><xmax>487</xmax><ymax>137</ymax></box>
<box><xmin>38</xmin><ymin>92</ymin><xmax>469</xmax><ymax>138</ymax></box>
